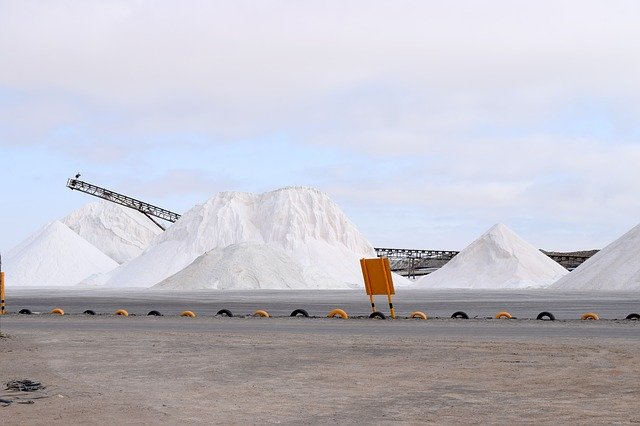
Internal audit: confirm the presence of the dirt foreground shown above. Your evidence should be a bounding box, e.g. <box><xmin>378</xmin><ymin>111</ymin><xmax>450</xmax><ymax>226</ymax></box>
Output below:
<box><xmin>1</xmin><ymin>317</ymin><xmax>639</xmax><ymax>424</ymax></box>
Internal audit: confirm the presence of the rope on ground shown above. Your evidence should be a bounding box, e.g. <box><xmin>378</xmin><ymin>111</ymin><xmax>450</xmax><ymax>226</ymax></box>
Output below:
<box><xmin>5</xmin><ymin>379</ymin><xmax>46</xmax><ymax>392</ymax></box>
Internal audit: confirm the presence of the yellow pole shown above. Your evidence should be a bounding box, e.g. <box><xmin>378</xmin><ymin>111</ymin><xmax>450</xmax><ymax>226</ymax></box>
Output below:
<box><xmin>1</xmin><ymin>271</ymin><xmax>5</xmax><ymax>315</ymax></box>
<box><xmin>381</xmin><ymin>258</ymin><xmax>396</xmax><ymax>319</ymax></box>
<box><xmin>369</xmin><ymin>294</ymin><xmax>376</xmax><ymax>313</ymax></box>
<box><xmin>387</xmin><ymin>294</ymin><xmax>395</xmax><ymax>319</ymax></box>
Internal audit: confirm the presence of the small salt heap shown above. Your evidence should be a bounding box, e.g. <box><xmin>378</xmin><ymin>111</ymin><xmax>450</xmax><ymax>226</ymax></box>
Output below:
<box><xmin>4</xmin><ymin>220</ymin><xmax>119</xmax><ymax>287</ymax></box>
<box><xmin>415</xmin><ymin>223</ymin><xmax>568</xmax><ymax>289</ymax></box>
<box><xmin>552</xmin><ymin>223</ymin><xmax>640</xmax><ymax>290</ymax></box>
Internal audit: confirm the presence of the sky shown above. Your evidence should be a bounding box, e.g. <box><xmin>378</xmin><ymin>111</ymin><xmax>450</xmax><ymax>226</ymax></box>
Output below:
<box><xmin>2</xmin><ymin>0</ymin><xmax>640</xmax><ymax>253</ymax></box>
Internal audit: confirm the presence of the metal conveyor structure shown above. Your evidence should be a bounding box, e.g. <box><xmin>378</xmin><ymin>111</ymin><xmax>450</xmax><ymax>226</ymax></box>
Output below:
<box><xmin>66</xmin><ymin>178</ymin><xmax>181</xmax><ymax>230</ymax></box>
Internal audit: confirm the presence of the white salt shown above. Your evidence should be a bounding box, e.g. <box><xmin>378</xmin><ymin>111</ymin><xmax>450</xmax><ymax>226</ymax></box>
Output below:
<box><xmin>91</xmin><ymin>187</ymin><xmax>379</xmax><ymax>289</ymax></box>
<box><xmin>62</xmin><ymin>201</ymin><xmax>162</xmax><ymax>264</ymax></box>
<box><xmin>552</xmin><ymin>223</ymin><xmax>640</xmax><ymax>290</ymax></box>
<box><xmin>4</xmin><ymin>220</ymin><xmax>119</xmax><ymax>287</ymax></box>
<box><xmin>154</xmin><ymin>243</ymin><xmax>352</xmax><ymax>290</ymax></box>
<box><xmin>415</xmin><ymin>223</ymin><xmax>568</xmax><ymax>289</ymax></box>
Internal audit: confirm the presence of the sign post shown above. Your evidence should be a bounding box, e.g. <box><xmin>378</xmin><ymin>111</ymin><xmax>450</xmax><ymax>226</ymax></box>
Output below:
<box><xmin>0</xmin><ymin>253</ymin><xmax>4</xmax><ymax>316</ymax></box>
<box><xmin>360</xmin><ymin>257</ymin><xmax>396</xmax><ymax>319</ymax></box>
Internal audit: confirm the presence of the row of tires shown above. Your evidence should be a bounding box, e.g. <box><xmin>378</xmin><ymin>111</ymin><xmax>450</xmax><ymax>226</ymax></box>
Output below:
<box><xmin>15</xmin><ymin>308</ymin><xmax>640</xmax><ymax>321</ymax></box>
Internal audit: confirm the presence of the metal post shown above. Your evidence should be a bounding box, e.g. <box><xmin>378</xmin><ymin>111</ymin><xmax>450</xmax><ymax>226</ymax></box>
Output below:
<box><xmin>0</xmin><ymin>271</ymin><xmax>4</xmax><ymax>315</ymax></box>
<box><xmin>0</xmin><ymin>253</ymin><xmax>4</xmax><ymax>316</ymax></box>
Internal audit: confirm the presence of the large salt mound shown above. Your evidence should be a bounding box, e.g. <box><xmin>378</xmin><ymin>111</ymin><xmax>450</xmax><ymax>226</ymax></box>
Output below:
<box><xmin>415</xmin><ymin>223</ymin><xmax>568</xmax><ymax>289</ymax></box>
<box><xmin>552</xmin><ymin>224</ymin><xmax>640</xmax><ymax>290</ymax></box>
<box><xmin>4</xmin><ymin>221</ymin><xmax>119</xmax><ymax>287</ymax></box>
<box><xmin>154</xmin><ymin>243</ymin><xmax>350</xmax><ymax>290</ymax></box>
<box><xmin>62</xmin><ymin>201</ymin><xmax>162</xmax><ymax>264</ymax></box>
<box><xmin>92</xmin><ymin>187</ymin><xmax>377</xmax><ymax>288</ymax></box>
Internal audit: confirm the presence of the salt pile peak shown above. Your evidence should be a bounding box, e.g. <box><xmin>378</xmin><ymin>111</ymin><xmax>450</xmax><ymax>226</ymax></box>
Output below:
<box><xmin>94</xmin><ymin>187</ymin><xmax>376</xmax><ymax>288</ymax></box>
<box><xmin>552</xmin><ymin>223</ymin><xmax>640</xmax><ymax>290</ymax></box>
<box><xmin>4</xmin><ymin>220</ymin><xmax>119</xmax><ymax>287</ymax></box>
<box><xmin>415</xmin><ymin>223</ymin><xmax>568</xmax><ymax>289</ymax></box>
<box><xmin>62</xmin><ymin>201</ymin><xmax>163</xmax><ymax>264</ymax></box>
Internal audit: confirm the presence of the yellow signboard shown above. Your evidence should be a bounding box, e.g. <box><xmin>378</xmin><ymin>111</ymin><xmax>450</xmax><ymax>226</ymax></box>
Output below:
<box><xmin>360</xmin><ymin>258</ymin><xmax>395</xmax><ymax>295</ymax></box>
<box><xmin>360</xmin><ymin>258</ymin><xmax>395</xmax><ymax>318</ymax></box>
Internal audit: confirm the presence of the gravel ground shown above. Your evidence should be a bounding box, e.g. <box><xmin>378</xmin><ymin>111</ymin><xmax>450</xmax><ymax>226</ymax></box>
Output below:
<box><xmin>1</xmin><ymin>312</ymin><xmax>639</xmax><ymax>424</ymax></box>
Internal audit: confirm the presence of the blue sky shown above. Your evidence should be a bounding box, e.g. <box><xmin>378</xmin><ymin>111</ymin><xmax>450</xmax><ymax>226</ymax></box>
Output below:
<box><xmin>2</xmin><ymin>0</ymin><xmax>640</xmax><ymax>253</ymax></box>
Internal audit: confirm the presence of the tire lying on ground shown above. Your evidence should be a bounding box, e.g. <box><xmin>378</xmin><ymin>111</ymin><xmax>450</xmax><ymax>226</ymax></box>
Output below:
<box><xmin>147</xmin><ymin>310</ymin><xmax>163</xmax><ymax>316</ymax></box>
<box><xmin>581</xmin><ymin>312</ymin><xmax>599</xmax><ymax>320</ymax></box>
<box><xmin>290</xmin><ymin>309</ymin><xmax>309</xmax><ymax>318</ymax></box>
<box><xmin>625</xmin><ymin>313</ymin><xmax>640</xmax><ymax>320</ymax></box>
<box><xmin>369</xmin><ymin>311</ymin><xmax>386</xmax><ymax>319</ymax></box>
<box><xmin>451</xmin><ymin>311</ymin><xmax>469</xmax><ymax>319</ymax></box>
<box><xmin>327</xmin><ymin>308</ymin><xmax>349</xmax><ymax>319</ymax></box>
<box><xmin>50</xmin><ymin>308</ymin><xmax>65</xmax><ymax>315</ymax></box>
<box><xmin>114</xmin><ymin>309</ymin><xmax>129</xmax><ymax>317</ymax></box>
<box><xmin>409</xmin><ymin>311</ymin><xmax>428</xmax><ymax>320</ymax></box>
<box><xmin>216</xmin><ymin>309</ymin><xmax>233</xmax><ymax>317</ymax></box>
<box><xmin>180</xmin><ymin>310</ymin><xmax>196</xmax><ymax>317</ymax></box>
<box><xmin>536</xmin><ymin>311</ymin><xmax>556</xmax><ymax>321</ymax></box>
<box><xmin>495</xmin><ymin>311</ymin><xmax>513</xmax><ymax>319</ymax></box>
<box><xmin>18</xmin><ymin>309</ymin><xmax>32</xmax><ymax>315</ymax></box>
<box><xmin>83</xmin><ymin>309</ymin><xmax>96</xmax><ymax>315</ymax></box>
<box><xmin>253</xmin><ymin>310</ymin><xmax>270</xmax><ymax>318</ymax></box>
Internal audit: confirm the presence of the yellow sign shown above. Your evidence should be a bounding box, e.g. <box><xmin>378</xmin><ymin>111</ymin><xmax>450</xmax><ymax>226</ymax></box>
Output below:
<box><xmin>360</xmin><ymin>258</ymin><xmax>396</xmax><ymax>319</ymax></box>
<box><xmin>360</xmin><ymin>258</ymin><xmax>395</xmax><ymax>295</ymax></box>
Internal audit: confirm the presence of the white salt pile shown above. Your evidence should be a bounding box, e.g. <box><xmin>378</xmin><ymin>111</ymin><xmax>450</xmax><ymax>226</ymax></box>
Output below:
<box><xmin>4</xmin><ymin>220</ymin><xmax>119</xmax><ymax>287</ymax></box>
<box><xmin>415</xmin><ymin>223</ymin><xmax>568</xmax><ymax>289</ymax></box>
<box><xmin>91</xmin><ymin>187</ymin><xmax>379</xmax><ymax>289</ymax></box>
<box><xmin>62</xmin><ymin>201</ymin><xmax>162</xmax><ymax>264</ymax></box>
<box><xmin>155</xmin><ymin>243</ymin><xmax>347</xmax><ymax>290</ymax></box>
<box><xmin>552</xmin><ymin>223</ymin><xmax>640</xmax><ymax>290</ymax></box>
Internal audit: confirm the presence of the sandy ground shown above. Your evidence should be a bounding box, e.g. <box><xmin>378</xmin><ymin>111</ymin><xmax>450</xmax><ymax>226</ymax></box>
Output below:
<box><xmin>1</xmin><ymin>315</ymin><xmax>639</xmax><ymax>424</ymax></box>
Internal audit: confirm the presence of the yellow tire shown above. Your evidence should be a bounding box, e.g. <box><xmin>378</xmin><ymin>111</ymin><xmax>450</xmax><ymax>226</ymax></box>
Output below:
<box><xmin>409</xmin><ymin>311</ymin><xmax>428</xmax><ymax>320</ymax></box>
<box><xmin>327</xmin><ymin>308</ymin><xmax>348</xmax><ymax>319</ymax></box>
<box><xmin>253</xmin><ymin>310</ymin><xmax>270</xmax><ymax>318</ymax></box>
<box><xmin>180</xmin><ymin>310</ymin><xmax>196</xmax><ymax>317</ymax></box>
<box><xmin>581</xmin><ymin>312</ymin><xmax>599</xmax><ymax>321</ymax></box>
<box><xmin>495</xmin><ymin>311</ymin><xmax>512</xmax><ymax>319</ymax></box>
<box><xmin>114</xmin><ymin>309</ymin><xmax>129</xmax><ymax>317</ymax></box>
<box><xmin>50</xmin><ymin>308</ymin><xmax>65</xmax><ymax>316</ymax></box>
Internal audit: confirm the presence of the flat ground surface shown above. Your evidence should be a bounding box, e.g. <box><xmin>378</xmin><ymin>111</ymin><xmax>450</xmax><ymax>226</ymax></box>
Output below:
<box><xmin>1</xmin><ymin>290</ymin><xmax>639</xmax><ymax>424</ymax></box>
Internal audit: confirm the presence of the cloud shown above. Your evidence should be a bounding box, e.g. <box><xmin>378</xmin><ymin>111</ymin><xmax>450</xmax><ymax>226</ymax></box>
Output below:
<box><xmin>1</xmin><ymin>0</ymin><xmax>640</xmax><ymax>250</ymax></box>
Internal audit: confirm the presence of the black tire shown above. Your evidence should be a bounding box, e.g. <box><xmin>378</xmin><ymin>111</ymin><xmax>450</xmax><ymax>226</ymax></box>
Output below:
<box><xmin>83</xmin><ymin>310</ymin><xmax>96</xmax><ymax>315</ymax></box>
<box><xmin>369</xmin><ymin>311</ymin><xmax>386</xmax><ymax>319</ymax></box>
<box><xmin>147</xmin><ymin>310</ymin><xmax>163</xmax><ymax>316</ymax></box>
<box><xmin>216</xmin><ymin>309</ymin><xmax>234</xmax><ymax>317</ymax></box>
<box><xmin>18</xmin><ymin>309</ymin><xmax>32</xmax><ymax>315</ymax></box>
<box><xmin>290</xmin><ymin>309</ymin><xmax>309</xmax><ymax>318</ymax></box>
<box><xmin>625</xmin><ymin>313</ymin><xmax>640</xmax><ymax>320</ymax></box>
<box><xmin>451</xmin><ymin>311</ymin><xmax>469</xmax><ymax>319</ymax></box>
<box><xmin>536</xmin><ymin>311</ymin><xmax>555</xmax><ymax>321</ymax></box>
